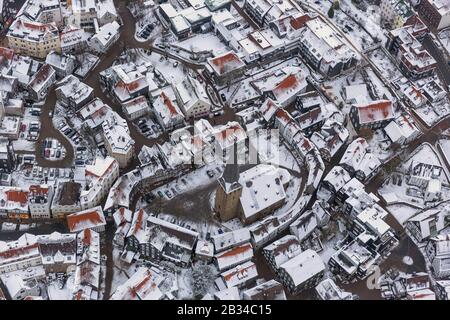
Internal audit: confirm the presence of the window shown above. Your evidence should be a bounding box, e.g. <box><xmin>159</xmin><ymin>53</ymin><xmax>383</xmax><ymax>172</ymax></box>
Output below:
<box><xmin>429</xmin><ymin>219</ymin><xmax>437</xmax><ymax>236</ymax></box>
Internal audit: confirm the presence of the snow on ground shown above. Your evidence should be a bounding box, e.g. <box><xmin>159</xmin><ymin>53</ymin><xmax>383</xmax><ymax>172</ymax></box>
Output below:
<box><xmin>176</xmin><ymin>33</ymin><xmax>228</xmax><ymax>56</ymax></box>
<box><xmin>439</xmin><ymin>139</ymin><xmax>450</xmax><ymax>167</ymax></box>
<box><xmin>177</xmin><ymin>268</ymin><xmax>194</xmax><ymax>300</ymax></box>
<box><xmin>368</xmin><ymin>129</ymin><xmax>394</xmax><ymax>163</ymax></box>
<box><xmin>386</xmin><ymin>204</ymin><xmax>419</xmax><ymax>225</ymax></box>
<box><xmin>220</xmin><ymin>57</ymin><xmax>308</xmax><ymax>106</ymax></box>
<box><xmin>368</xmin><ymin>49</ymin><xmax>403</xmax><ymax>82</ymax></box>
<box><xmin>438</xmin><ymin>29</ymin><xmax>450</xmax><ymax>57</ymax></box>
<box><xmin>47</xmin><ymin>276</ymin><xmax>74</xmax><ymax>300</ymax></box>
<box><xmin>136</xmin><ymin>50</ymin><xmax>188</xmax><ymax>84</ymax></box>
<box><xmin>379</xmin><ymin>143</ymin><xmax>450</xmax><ymax>218</ymax></box>
<box><xmin>319</xmin><ymin>230</ymin><xmax>345</xmax><ymax>264</ymax></box>
<box><xmin>379</xmin><ymin>173</ymin><xmax>427</xmax><ymax>208</ymax></box>
<box><xmin>152</xmin><ymin>163</ymin><xmax>222</xmax><ymax>201</ymax></box>
<box><xmin>13</xmin><ymin>139</ymin><xmax>35</xmax><ymax>152</ymax></box>
<box><xmin>414</xmin><ymin>98</ymin><xmax>450</xmax><ymax>128</ymax></box>
<box><xmin>340</xmin><ymin>0</ymin><xmax>387</xmax><ymax>44</ymax></box>
<box><xmin>401</xmin><ymin>143</ymin><xmax>446</xmax><ymax>177</ymax></box>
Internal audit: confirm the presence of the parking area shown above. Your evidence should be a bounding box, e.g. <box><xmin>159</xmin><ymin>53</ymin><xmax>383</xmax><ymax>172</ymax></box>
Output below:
<box><xmin>27</xmin><ymin>165</ymin><xmax>74</xmax><ymax>183</ymax></box>
<box><xmin>56</xmin><ymin>119</ymin><xmax>83</xmax><ymax>146</ymax></box>
<box><xmin>134</xmin><ymin>117</ymin><xmax>163</xmax><ymax>139</ymax></box>
<box><xmin>41</xmin><ymin>138</ymin><xmax>66</xmax><ymax>161</ymax></box>
<box><xmin>136</xmin><ymin>22</ymin><xmax>155</xmax><ymax>41</ymax></box>
<box><xmin>149</xmin><ymin>165</ymin><xmax>223</xmax><ymax>201</ymax></box>
<box><xmin>74</xmin><ymin>145</ymin><xmax>91</xmax><ymax>167</ymax></box>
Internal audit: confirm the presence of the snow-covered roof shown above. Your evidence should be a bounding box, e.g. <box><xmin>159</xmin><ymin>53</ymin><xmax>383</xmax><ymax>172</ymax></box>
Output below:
<box><xmin>315</xmin><ymin>278</ymin><xmax>353</xmax><ymax>300</ymax></box>
<box><xmin>45</xmin><ymin>51</ymin><xmax>76</xmax><ymax>73</ymax></box>
<box><xmin>110</xmin><ymin>267</ymin><xmax>165</xmax><ymax>300</ymax></box>
<box><xmin>357</xmin><ymin>207</ymin><xmax>390</xmax><ymax>237</ymax></box>
<box><xmin>239</xmin><ymin>164</ymin><xmax>291</xmax><ymax>220</ymax></box>
<box><xmin>28</xmin><ymin>64</ymin><xmax>55</xmax><ymax>93</ymax></box>
<box><xmin>322</xmin><ymin>166</ymin><xmax>351</xmax><ymax>191</ymax></box>
<box><xmin>259</xmin><ymin>98</ymin><xmax>280</xmax><ymax>123</ymax></box>
<box><xmin>0</xmin><ymin>233</ymin><xmax>39</xmax><ymax>266</ymax></box>
<box><xmin>270</xmin><ymin>72</ymin><xmax>307</xmax><ymax>106</ymax></box>
<box><xmin>113</xmin><ymin>207</ymin><xmax>133</xmax><ymax>227</ymax></box>
<box><xmin>85</xmin><ymin>156</ymin><xmax>117</xmax><ymax>179</ymax></box>
<box><xmin>8</xmin><ymin>18</ymin><xmax>59</xmax><ymax>43</ymax></box>
<box><xmin>243</xmin><ymin>279</ymin><xmax>286</xmax><ymax>300</ymax></box>
<box><xmin>263</xmin><ymin>234</ymin><xmax>301</xmax><ymax>269</ymax></box>
<box><xmin>102</xmin><ymin>110</ymin><xmax>135</xmax><ymax>155</ymax></box>
<box><xmin>152</xmin><ymin>91</ymin><xmax>184</xmax><ymax>127</ymax></box>
<box><xmin>355</xmin><ymin>100</ymin><xmax>395</xmax><ymax>125</ymax></box>
<box><xmin>215</xmin><ymin>242</ymin><xmax>253</xmax><ymax>271</ymax></box>
<box><xmin>300</xmin><ymin>17</ymin><xmax>357</xmax><ymax>66</ymax></box>
<box><xmin>290</xmin><ymin>211</ymin><xmax>318</xmax><ymax>241</ymax></box>
<box><xmin>91</xmin><ymin>21</ymin><xmax>120</xmax><ymax>47</ymax></box>
<box><xmin>37</xmin><ymin>232</ymin><xmax>76</xmax><ymax>266</ymax></box>
<box><xmin>56</xmin><ymin>74</ymin><xmax>93</xmax><ymax>105</ymax></box>
<box><xmin>122</xmin><ymin>95</ymin><xmax>150</xmax><ymax>116</ymax></box>
<box><xmin>340</xmin><ymin>138</ymin><xmax>381</xmax><ymax>178</ymax></box>
<box><xmin>66</xmin><ymin>206</ymin><xmax>106</xmax><ymax>233</ymax></box>
<box><xmin>207</xmin><ymin>51</ymin><xmax>245</xmax><ymax>76</ymax></box>
<box><xmin>76</xmin><ymin>228</ymin><xmax>101</xmax><ymax>265</ymax></box>
<box><xmin>126</xmin><ymin>209</ymin><xmax>149</xmax><ymax>244</ymax></box>
<box><xmin>60</xmin><ymin>26</ymin><xmax>88</xmax><ymax>49</ymax></box>
<box><xmin>211</xmin><ymin>228</ymin><xmax>251</xmax><ymax>253</ymax></box>
<box><xmin>214</xmin><ymin>286</ymin><xmax>240</xmax><ymax>300</ymax></box>
<box><xmin>279</xmin><ymin>249</ymin><xmax>325</xmax><ymax>287</ymax></box>
<box><xmin>220</xmin><ymin>261</ymin><xmax>258</xmax><ymax>288</ymax></box>
<box><xmin>384</xmin><ymin>114</ymin><xmax>419</xmax><ymax>143</ymax></box>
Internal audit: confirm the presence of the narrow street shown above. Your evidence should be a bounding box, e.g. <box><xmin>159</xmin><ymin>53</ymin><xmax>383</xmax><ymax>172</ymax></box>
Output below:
<box><xmin>35</xmin><ymin>0</ymin><xmax>205</xmax><ymax>168</ymax></box>
<box><xmin>16</xmin><ymin>0</ymin><xmax>450</xmax><ymax>300</ymax></box>
<box><xmin>422</xmin><ymin>34</ymin><xmax>450</xmax><ymax>90</ymax></box>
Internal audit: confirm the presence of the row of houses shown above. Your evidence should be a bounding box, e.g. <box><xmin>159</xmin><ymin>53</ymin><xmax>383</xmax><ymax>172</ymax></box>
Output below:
<box><xmin>0</xmin><ymin>156</ymin><xmax>119</xmax><ymax>219</ymax></box>
<box><xmin>0</xmin><ymin>227</ymin><xmax>103</xmax><ymax>300</ymax></box>
<box><xmin>6</xmin><ymin>0</ymin><xmax>120</xmax><ymax>58</ymax></box>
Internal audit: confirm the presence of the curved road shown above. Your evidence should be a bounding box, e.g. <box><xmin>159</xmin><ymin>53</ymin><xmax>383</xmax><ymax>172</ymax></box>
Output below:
<box><xmin>29</xmin><ymin>0</ymin><xmax>450</xmax><ymax>299</ymax></box>
<box><xmin>35</xmin><ymin>0</ymin><xmax>217</xmax><ymax>169</ymax></box>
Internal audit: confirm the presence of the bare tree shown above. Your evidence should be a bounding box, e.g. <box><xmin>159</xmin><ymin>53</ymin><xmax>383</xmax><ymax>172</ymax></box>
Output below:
<box><xmin>187</xmin><ymin>264</ymin><xmax>217</xmax><ymax>299</ymax></box>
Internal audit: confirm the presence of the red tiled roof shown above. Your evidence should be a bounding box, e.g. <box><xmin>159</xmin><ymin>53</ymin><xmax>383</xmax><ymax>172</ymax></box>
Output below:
<box><xmin>160</xmin><ymin>91</ymin><xmax>179</xmax><ymax>116</ymax></box>
<box><xmin>223</xmin><ymin>263</ymin><xmax>254</xmax><ymax>282</ymax></box>
<box><xmin>215</xmin><ymin>124</ymin><xmax>244</xmax><ymax>142</ymax></box>
<box><xmin>275</xmin><ymin>108</ymin><xmax>293</xmax><ymax>124</ymax></box>
<box><xmin>117</xmin><ymin>80</ymin><xmax>140</xmax><ymax>92</ymax></box>
<box><xmin>217</xmin><ymin>243</ymin><xmax>252</xmax><ymax>259</ymax></box>
<box><xmin>0</xmin><ymin>47</ymin><xmax>14</xmax><ymax>61</ymax></box>
<box><xmin>67</xmin><ymin>210</ymin><xmax>104</xmax><ymax>232</ymax></box>
<box><xmin>6</xmin><ymin>190</ymin><xmax>29</xmax><ymax>204</ymax></box>
<box><xmin>357</xmin><ymin>100</ymin><xmax>395</xmax><ymax>124</ymax></box>
<box><xmin>82</xmin><ymin>229</ymin><xmax>92</xmax><ymax>246</ymax></box>
<box><xmin>210</xmin><ymin>52</ymin><xmax>244</xmax><ymax>75</ymax></box>
<box><xmin>28</xmin><ymin>185</ymin><xmax>49</xmax><ymax>195</ymax></box>
<box><xmin>131</xmin><ymin>209</ymin><xmax>145</xmax><ymax>235</ymax></box>
<box><xmin>0</xmin><ymin>243</ymin><xmax>39</xmax><ymax>260</ymax></box>
<box><xmin>290</xmin><ymin>14</ymin><xmax>313</xmax><ymax>30</ymax></box>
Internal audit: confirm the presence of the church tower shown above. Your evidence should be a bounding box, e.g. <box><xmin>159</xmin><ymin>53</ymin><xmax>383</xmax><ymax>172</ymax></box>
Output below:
<box><xmin>214</xmin><ymin>146</ymin><xmax>242</xmax><ymax>222</ymax></box>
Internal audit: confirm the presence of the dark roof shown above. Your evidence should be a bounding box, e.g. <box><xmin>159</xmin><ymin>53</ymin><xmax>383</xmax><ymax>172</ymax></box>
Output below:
<box><xmin>221</xmin><ymin>144</ymin><xmax>240</xmax><ymax>185</ymax></box>
<box><xmin>58</xmin><ymin>181</ymin><xmax>81</xmax><ymax>206</ymax></box>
